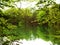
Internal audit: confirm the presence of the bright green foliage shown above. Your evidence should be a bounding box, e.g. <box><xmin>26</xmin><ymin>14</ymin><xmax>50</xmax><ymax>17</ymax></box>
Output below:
<box><xmin>0</xmin><ymin>8</ymin><xmax>34</xmax><ymax>41</ymax></box>
<box><xmin>37</xmin><ymin>4</ymin><xmax>60</xmax><ymax>45</ymax></box>
<box><xmin>36</xmin><ymin>10</ymin><xmax>46</xmax><ymax>21</ymax></box>
<box><xmin>48</xmin><ymin>4</ymin><xmax>60</xmax><ymax>44</ymax></box>
<box><xmin>0</xmin><ymin>2</ymin><xmax>60</xmax><ymax>45</ymax></box>
<box><xmin>32</xmin><ymin>4</ymin><xmax>60</xmax><ymax>45</ymax></box>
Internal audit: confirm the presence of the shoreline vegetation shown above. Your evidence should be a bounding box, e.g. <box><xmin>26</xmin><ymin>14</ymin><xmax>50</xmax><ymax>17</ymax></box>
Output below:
<box><xmin>0</xmin><ymin>0</ymin><xmax>60</xmax><ymax>45</ymax></box>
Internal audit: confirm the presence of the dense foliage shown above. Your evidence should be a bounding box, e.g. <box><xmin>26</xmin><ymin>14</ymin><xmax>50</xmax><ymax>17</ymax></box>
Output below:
<box><xmin>35</xmin><ymin>4</ymin><xmax>60</xmax><ymax>45</ymax></box>
<box><xmin>0</xmin><ymin>0</ymin><xmax>60</xmax><ymax>45</ymax></box>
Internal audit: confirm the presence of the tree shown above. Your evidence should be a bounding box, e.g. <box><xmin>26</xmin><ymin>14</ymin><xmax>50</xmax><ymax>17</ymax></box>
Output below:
<box><xmin>0</xmin><ymin>0</ymin><xmax>20</xmax><ymax>8</ymax></box>
<box><xmin>36</xmin><ymin>0</ymin><xmax>56</xmax><ymax>8</ymax></box>
<box><xmin>48</xmin><ymin>4</ymin><xmax>60</xmax><ymax>45</ymax></box>
<box><xmin>35</xmin><ymin>4</ymin><xmax>60</xmax><ymax>45</ymax></box>
<box><xmin>0</xmin><ymin>8</ymin><xmax>35</xmax><ymax>45</ymax></box>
